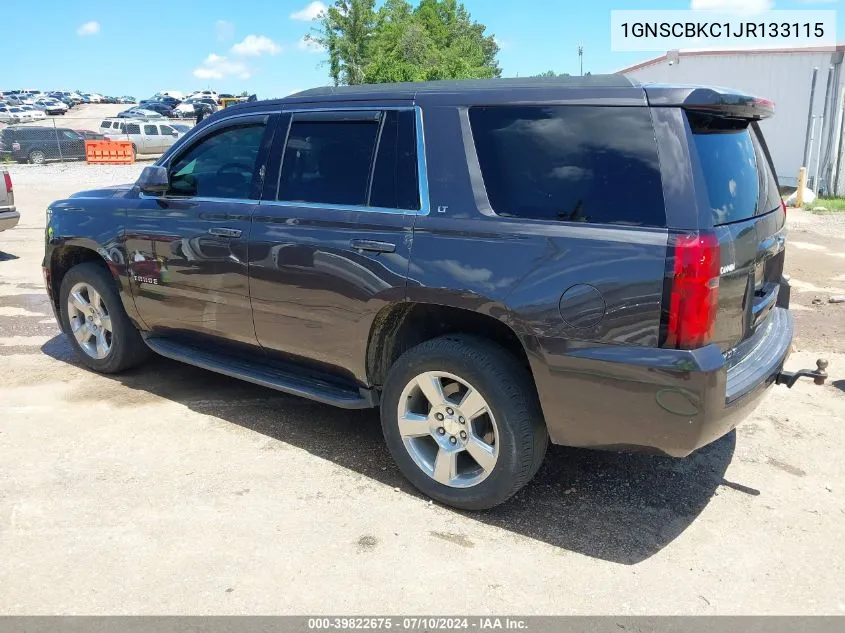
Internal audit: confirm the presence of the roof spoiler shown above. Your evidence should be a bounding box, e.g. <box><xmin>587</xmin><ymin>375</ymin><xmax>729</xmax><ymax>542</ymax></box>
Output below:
<box><xmin>643</xmin><ymin>85</ymin><xmax>775</xmax><ymax>120</ymax></box>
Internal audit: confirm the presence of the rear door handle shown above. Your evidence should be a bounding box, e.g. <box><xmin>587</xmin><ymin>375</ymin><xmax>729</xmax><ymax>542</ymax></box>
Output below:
<box><xmin>350</xmin><ymin>239</ymin><xmax>396</xmax><ymax>254</ymax></box>
<box><xmin>208</xmin><ymin>227</ymin><xmax>242</xmax><ymax>238</ymax></box>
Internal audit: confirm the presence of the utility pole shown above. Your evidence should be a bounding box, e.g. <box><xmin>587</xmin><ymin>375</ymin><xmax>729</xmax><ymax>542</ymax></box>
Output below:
<box><xmin>578</xmin><ymin>42</ymin><xmax>584</xmax><ymax>76</ymax></box>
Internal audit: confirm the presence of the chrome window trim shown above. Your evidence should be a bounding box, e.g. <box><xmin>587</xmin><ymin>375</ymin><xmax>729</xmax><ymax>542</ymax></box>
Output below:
<box><xmin>138</xmin><ymin>193</ymin><xmax>257</xmax><ymax>205</ymax></box>
<box><xmin>265</xmin><ymin>104</ymin><xmax>430</xmax><ymax>216</ymax></box>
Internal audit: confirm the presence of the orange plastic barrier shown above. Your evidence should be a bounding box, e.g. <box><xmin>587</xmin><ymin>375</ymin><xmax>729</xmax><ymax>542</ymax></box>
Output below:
<box><xmin>85</xmin><ymin>140</ymin><xmax>135</xmax><ymax>165</ymax></box>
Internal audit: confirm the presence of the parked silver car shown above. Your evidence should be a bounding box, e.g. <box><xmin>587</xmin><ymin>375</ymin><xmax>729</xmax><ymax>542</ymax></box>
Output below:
<box><xmin>0</xmin><ymin>167</ymin><xmax>18</xmax><ymax>232</ymax></box>
<box><xmin>105</xmin><ymin>120</ymin><xmax>181</xmax><ymax>155</ymax></box>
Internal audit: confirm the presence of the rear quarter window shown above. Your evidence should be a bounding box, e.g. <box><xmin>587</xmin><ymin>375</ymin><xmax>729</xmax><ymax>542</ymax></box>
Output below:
<box><xmin>687</xmin><ymin>113</ymin><xmax>781</xmax><ymax>225</ymax></box>
<box><xmin>469</xmin><ymin>105</ymin><xmax>666</xmax><ymax>226</ymax></box>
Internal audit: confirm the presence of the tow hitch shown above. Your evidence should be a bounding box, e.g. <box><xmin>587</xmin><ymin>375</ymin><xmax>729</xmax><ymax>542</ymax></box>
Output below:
<box><xmin>776</xmin><ymin>359</ymin><xmax>829</xmax><ymax>388</ymax></box>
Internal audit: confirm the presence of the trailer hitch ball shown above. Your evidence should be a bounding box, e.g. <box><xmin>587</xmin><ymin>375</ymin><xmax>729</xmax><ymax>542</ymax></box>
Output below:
<box><xmin>814</xmin><ymin>359</ymin><xmax>828</xmax><ymax>386</ymax></box>
<box><xmin>775</xmin><ymin>358</ymin><xmax>829</xmax><ymax>388</ymax></box>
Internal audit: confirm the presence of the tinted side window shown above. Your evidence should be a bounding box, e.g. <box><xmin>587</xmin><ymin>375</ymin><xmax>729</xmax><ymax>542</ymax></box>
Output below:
<box><xmin>370</xmin><ymin>110</ymin><xmax>419</xmax><ymax>210</ymax></box>
<box><xmin>126</xmin><ymin>123</ymin><xmax>141</xmax><ymax>134</ymax></box>
<box><xmin>101</xmin><ymin>121</ymin><xmax>111</xmax><ymax>129</ymax></box>
<box><xmin>469</xmin><ymin>106</ymin><xmax>665</xmax><ymax>226</ymax></box>
<box><xmin>144</xmin><ymin>125</ymin><xmax>158</xmax><ymax>135</ymax></box>
<box><xmin>278</xmin><ymin>118</ymin><xmax>379</xmax><ymax>206</ymax></box>
<box><xmin>168</xmin><ymin>123</ymin><xmax>266</xmax><ymax>199</ymax></box>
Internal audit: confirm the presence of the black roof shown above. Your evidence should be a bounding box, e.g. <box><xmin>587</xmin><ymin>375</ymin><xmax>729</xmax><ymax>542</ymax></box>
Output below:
<box><xmin>293</xmin><ymin>74</ymin><xmax>634</xmax><ymax>98</ymax></box>
<box><xmin>226</xmin><ymin>74</ymin><xmax>644</xmax><ymax>111</ymax></box>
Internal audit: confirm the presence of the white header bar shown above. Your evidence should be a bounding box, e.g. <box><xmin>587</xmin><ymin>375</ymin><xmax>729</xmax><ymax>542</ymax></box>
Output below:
<box><xmin>611</xmin><ymin>10</ymin><xmax>837</xmax><ymax>52</ymax></box>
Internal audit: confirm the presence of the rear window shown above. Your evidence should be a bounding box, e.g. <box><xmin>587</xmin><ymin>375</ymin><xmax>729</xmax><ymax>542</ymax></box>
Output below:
<box><xmin>687</xmin><ymin>114</ymin><xmax>781</xmax><ymax>225</ymax></box>
<box><xmin>469</xmin><ymin>106</ymin><xmax>666</xmax><ymax>226</ymax></box>
<box><xmin>125</xmin><ymin>124</ymin><xmax>141</xmax><ymax>134</ymax></box>
<box><xmin>278</xmin><ymin>118</ymin><xmax>380</xmax><ymax>206</ymax></box>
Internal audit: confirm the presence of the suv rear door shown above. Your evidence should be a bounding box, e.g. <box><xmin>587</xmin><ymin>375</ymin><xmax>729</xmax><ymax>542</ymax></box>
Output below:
<box><xmin>249</xmin><ymin>106</ymin><xmax>422</xmax><ymax>381</ymax></box>
<box><xmin>688</xmin><ymin>114</ymin><xmax>786</xmax><ymax>353</ymax></box>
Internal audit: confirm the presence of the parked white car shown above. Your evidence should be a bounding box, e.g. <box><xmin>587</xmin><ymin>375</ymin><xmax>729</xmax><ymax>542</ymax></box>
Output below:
<box><xmin>88</xmin><ymin>93</ymin><xmax>104</xmax><ymax>103</ymax></box>
<box><xmin>186</xmin><ymin>90</ymin><xmax>219</xmax><ymax>103</ymax></box>
<box><xmin>106</xmin><ymin>120</ymin><xmax>181</xmax><ymax>155</ymax></box>
<box><xmin>16</xmin><ymin>106</ymin><xmax>47</xmax><ymax>121</ymax></box>
<box><xmin>159</xmin><ymin>90</ymin><xmax>186</xmax><ymax>100</ymax></box>
<box><xmin>117</xmin><ymin>108</ymin><xmax>163</xmax><ymax>119</ymax></box>
<box><xmin>0</xmin><ymin>106</ymin><xmax>20</xmax><ymax>124</ymax></box>
<box><xmin>7</xmin><ymin>94</ymin><xmax>35</xmax><ymax>106</ymax></box>
<box><xmin>34</xmin><ymin>98</ymin><xmax>68</xmax><ymax>115</ymax></box>
<box><xmin>99</xmin><ymin>119</ymin><xmax>126</xmax><ymax>135</ymax></box>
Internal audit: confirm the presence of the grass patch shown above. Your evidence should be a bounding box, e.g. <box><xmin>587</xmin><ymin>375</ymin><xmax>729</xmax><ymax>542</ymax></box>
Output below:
<box><xmin>803</xmin><ymin>197</ymin><xmax>845</xmax><ymax>213</ymax></box>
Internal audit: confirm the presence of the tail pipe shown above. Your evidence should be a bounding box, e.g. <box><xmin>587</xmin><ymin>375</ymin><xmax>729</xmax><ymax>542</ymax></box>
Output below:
<box><xmin>776</xmin><ymin>359</ymin><xmax>829</xmax><ymax>388</ymax></box>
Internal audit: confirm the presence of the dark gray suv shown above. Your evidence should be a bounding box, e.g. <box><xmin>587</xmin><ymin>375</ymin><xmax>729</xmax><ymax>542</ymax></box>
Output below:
<box><xmin>43</xmin><ymin>76</ymin><xmax>826</xmax><ymax>509</ymax></box>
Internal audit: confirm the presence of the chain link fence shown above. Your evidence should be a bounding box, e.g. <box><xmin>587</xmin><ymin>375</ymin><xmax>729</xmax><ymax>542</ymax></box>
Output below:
<box><xmin>0</xmin><ymin>114</ymin><xmax>196</xmax><ymax>165</ymax></box>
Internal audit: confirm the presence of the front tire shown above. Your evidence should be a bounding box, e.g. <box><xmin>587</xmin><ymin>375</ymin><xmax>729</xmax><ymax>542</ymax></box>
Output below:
<box><xmin>381</xmin><ymin>335</ymin><xmax>548</xmax><ymax>510</ymax></box>
<box><xmin>59</xmin><ymin>262</ymin><xmax>149</xmax><ymax>373</ymax></box>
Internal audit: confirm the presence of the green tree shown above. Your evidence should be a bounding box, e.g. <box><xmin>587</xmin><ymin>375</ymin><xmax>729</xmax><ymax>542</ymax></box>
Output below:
<box><xmin>310</xmin><ymin>0</ymin><xmax>501</xmax><ymax>85</ymax></box>
<box><xmin>310</xmin><ymin>0</ymin><xmax>377</xmax><ymax>86</ymax></box>
<box><xmin>533</xmin><ymin>70</ymin><xmax>570</xmax><ymax>78</ymax></box>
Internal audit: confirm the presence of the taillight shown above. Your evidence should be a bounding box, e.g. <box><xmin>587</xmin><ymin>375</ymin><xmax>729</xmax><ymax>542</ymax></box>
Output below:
<box><xmin>664</xmin><ymin>232</ymin><xmax>720</xmax><ymax>350</ymax></box>
<box><xmin>3</xmin><ymin>171</ymin><xmax>10</xmax><ymax>194</ymax></box>
<box><xmin>12</xmin><ymin>142</ymin><xmax>20</xmax><ymax>151</ymax></box>
<box><xmin>781</xmin><ymin>199</ymin><xmax>787</xmax><ymax>216</ymax></box>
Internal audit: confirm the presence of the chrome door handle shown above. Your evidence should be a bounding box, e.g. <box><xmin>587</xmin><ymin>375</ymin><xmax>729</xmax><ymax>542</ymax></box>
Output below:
<box><xmin>208</xmin><ymin>227</ymin><xmax>242</xmax><ymax>238</ymax></box>
<box><xmin>350</xmin><ymin>239</ymin><xmax>396</xmax><ymax>253</ymax></box>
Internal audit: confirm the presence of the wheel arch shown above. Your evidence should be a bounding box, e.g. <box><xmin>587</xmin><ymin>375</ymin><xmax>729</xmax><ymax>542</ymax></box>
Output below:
<box><xmin>365</xmin><ymin>299</ymin><xmax>542</xmax><ymax>390</ymax></box>
<box><xmin>47</xmin><ymin>241</ymin><xmax>131</xmax><ymax>327</ymax></box>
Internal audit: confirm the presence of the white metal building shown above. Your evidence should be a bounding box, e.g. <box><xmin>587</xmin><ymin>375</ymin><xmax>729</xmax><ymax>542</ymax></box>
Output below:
<box><xmin>620</xmin><ymin>45</ymin><xmax>845</xmax><ymax>191</ymax></box>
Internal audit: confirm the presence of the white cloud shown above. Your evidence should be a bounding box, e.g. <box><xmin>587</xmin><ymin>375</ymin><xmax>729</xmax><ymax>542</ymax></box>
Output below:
<box><xmin>493</xmin><ymin>37</ymin><xmax>511</xmax><ymax>51</ymax></box>
<box><xmin>193</xmin><ymin>54</ymin><xmax>251</xmax><ymax>80</ymax></box>
<box><xmin>290</xmin><ymin>1</ymin><xmax>326</xmax><ymax>21</ymax></box>
<box><xmin>231</xmin><ymin>35</ymin><xmax>282</xmax><ymax>56</ymax></box>
<box><xmin>76</xmin><ymin>21</ymin><xmax>100</xmax><ymax>37</ymax></box>
<box><xmin>297</xmin><ymin>36</ymin><xmax>325</xmax><ymax>53</ymax></box>
<box><xmin>215</xmin><ymin>20</ymin><xmax>235</xmax><ymax>42</ymax></box>
<box><xmin>691</xmin><ymin>0</ymin><xmax>774</xmax><ymax>13</ymax></box>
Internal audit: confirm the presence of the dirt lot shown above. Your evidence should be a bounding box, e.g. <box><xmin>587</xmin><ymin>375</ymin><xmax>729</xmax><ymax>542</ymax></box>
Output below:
<box><xmin>0</xmin><ymin>163</ymin><xmax>844</xmax><ymax>615</ymax></box>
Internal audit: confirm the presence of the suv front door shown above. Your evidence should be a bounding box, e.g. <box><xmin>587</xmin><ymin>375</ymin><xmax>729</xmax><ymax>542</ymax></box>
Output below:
<box><xmin>123</xmin><ymin>112</ymin><xmax>276</xmax><ymax>348</ymax></box>
<box><xmin>249</xmin><ymin>107</ymin><xmax>424</xmax><ymax>382</ymax></box>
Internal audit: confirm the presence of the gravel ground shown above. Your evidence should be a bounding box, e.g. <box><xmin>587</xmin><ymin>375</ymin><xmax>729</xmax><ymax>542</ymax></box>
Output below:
<box><xmin>0</xmin><ymin>164</ymin><xmax>844</xmax><ymax>615</ymax></box>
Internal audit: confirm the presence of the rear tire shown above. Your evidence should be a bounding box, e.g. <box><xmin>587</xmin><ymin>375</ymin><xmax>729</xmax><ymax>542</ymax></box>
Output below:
<box><xmin>381</xmin><ymin>335</ymin><xmax>548</xmax><ymax>510</ymax></box>
<box><xmin>59</xmin><ymin>262</ymin><xmax>149</xmax><ymax>374</ymax></box>
<box><xmin>28</xmin><ymin>150</ymin><xmax>46</xmax><ymax>165</ymax></box>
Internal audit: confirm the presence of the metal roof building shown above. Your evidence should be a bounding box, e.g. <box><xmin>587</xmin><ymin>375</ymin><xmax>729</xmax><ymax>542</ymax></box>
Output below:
<box><xmin>620</xmin><ymin>45</ymin><xmax>845</xmax><ymax>192</ymax></box>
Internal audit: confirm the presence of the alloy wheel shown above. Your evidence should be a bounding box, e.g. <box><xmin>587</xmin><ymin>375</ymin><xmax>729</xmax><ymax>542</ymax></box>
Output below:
<box><xmin>397</xmin><ymin>371</ymin><xmax>499</xmax><ymax>488</ymax></box>
<box><xmin>67</xmin><ymin>282</ymin><xmax>113</xmax><ymax>359</ymax></box>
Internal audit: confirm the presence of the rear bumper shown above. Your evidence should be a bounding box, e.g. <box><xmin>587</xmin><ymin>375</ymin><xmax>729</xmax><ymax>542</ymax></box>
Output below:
<box><xmin>0</xmin><ymin>208</ymin><xmax>20</xmax><ymax>231</ymax></box>
<box><xmin>531</xmin><ymin>307</ymin><xmax>793</xmax><ymax>457</ymax></box>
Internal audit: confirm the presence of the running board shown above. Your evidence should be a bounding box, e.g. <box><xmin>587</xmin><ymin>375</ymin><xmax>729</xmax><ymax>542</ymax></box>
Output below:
<box><xmin>144</xmin><ymin>336</ymin><xmax>377</xmax><ymax>409</ymax></box>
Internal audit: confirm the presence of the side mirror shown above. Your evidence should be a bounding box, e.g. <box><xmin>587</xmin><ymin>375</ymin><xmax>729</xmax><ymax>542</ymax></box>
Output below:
<box><xmin>137</xmin><ymin>165</ymin><xmax>169</xmax><ymax>195</ymax></box>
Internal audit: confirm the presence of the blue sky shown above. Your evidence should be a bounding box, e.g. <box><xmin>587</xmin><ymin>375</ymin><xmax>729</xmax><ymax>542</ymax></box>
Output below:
<box><xmin>4</xmin><ymin>0</ymin><xmax>842</xmax><ymax>99</ymax></box>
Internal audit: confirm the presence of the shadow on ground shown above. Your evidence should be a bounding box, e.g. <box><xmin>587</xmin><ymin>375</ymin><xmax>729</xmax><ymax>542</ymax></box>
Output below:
<box><xmin>832</xmin><ymin>379</ymin><xmax>845</xmax><ymax>393</ymax></box>
<box><xmin>42</xmin><ymin>334</ymin><xmax>738</xmax><ymax>565</ymax></box>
